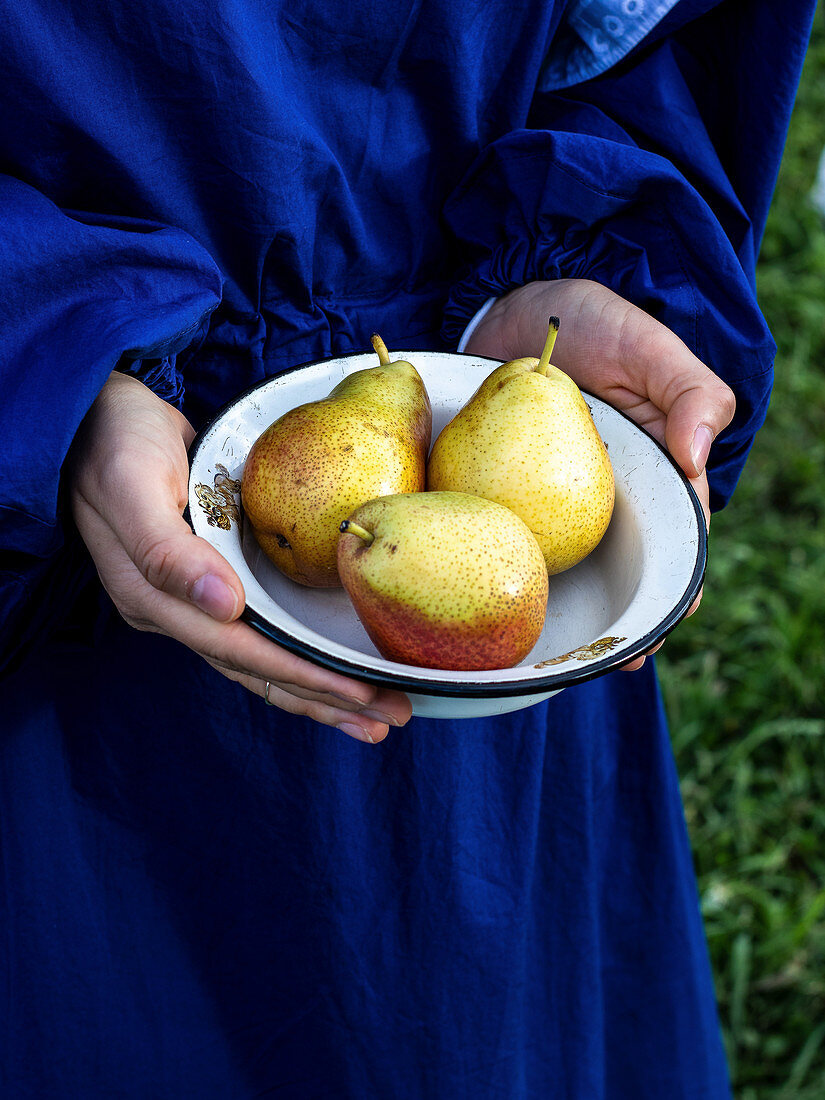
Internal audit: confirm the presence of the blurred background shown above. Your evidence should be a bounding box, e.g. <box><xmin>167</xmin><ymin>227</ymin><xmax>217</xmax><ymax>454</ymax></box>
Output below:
<box><xmin>656</xmin><ymin>4</ymin><xmax>825</xmax><ymax>1096</ymax></box>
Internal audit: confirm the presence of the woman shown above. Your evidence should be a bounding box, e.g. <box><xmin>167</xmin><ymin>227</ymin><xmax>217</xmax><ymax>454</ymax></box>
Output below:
<box><xmin>0</xmin><ymin>0</ymin><xmax>816</xmax><ymax>1095</ymax></box>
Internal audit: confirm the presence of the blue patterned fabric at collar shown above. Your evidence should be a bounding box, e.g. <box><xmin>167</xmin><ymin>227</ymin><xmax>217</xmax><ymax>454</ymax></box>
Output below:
<box><xmin>540</xmin><ymin>0</ymin><xmax>681</xmax><ymax>90</ymax></box>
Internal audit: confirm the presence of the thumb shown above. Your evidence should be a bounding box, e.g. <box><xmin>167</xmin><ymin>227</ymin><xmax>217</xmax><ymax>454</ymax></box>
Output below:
<box><xmin>112</xmin><ymin>471</ymin><xmax>245</xmax><ymax>623</ymax></box>
<box><xmin>663</xmin><ymin>372</ymin><xmax>736</xmax><ymax>480</ymax></box>
<box><xmin>134</xmin><ymin>517</ymin><xmax>244</xmax><ymax>623</ymax></box>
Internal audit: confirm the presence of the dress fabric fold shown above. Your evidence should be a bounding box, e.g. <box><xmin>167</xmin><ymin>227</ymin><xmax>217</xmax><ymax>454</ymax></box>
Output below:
<box><xmin>0</xmin><ymin>0</ymin><xmax>815</xmax><ymax>1096</ymax></box>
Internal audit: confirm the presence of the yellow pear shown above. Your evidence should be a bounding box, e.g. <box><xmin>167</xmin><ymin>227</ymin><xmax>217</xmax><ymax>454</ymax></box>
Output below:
<box><xmin>241</xmin><ymin>336</ymin><xmax>432</xmax><ymax>586</ymax></box>
<box><xmin>338</xmin><ymin>492</ymin><xmax>548</xmax><ymax>670</ymax></box>
<box><xmin>427</xmin><ymin>318</ymin><xmax>614</xmax><ymax>575</ymax></box>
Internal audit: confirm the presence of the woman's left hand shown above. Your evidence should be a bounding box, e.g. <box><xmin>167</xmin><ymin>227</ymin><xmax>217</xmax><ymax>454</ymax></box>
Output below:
<box><xmin>465</xmin><ymin>278</ymin><xmax>736</xmax><ymax>671</ymax></box>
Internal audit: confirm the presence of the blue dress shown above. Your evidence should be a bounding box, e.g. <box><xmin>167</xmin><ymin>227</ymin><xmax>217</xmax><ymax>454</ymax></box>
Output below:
<box><xmin>0</xmin><ymin>1</ymin><xmax>815</xmax><ymax>1095</ymax></box>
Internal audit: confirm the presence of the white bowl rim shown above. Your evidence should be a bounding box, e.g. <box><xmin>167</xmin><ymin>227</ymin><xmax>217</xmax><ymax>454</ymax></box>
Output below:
<box><xmin>187</xmin><ymin>349</ymin><xmax>707</xmax><ymax>697</ymax></box>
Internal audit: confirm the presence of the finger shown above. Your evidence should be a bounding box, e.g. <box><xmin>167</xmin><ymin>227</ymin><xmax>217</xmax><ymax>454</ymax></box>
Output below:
<box><xmin>261</xmin><ymin>678</ymin><xmax>413</xmax><ymax>728</ymax></box>
<box><xmin>660</xmin><ymin>368</ymin><xmax>736</xmax><ymax>480</ymax></box>
<box><xmin>213</xmin><ymin>666</ymin><xmax>393</xmax><ymax>742</ymax></box>
<box><xmin>143</xmin><ymin>581</ymin><xmax>410</xmax><ymax>714</ymax></box>
<box><xmin>620</xmin><ymin>636</ymin><xmax>667</xmax><ymax>672</ymax></box>
<box><xmin>686</xmin><ymin>584</ymin><xmax>704</xmax><ymax>618</ymax></box>
<box><xmin>684</xmin><ymin>473</ymin><xmax>708</xmax><ymax>617</ymax></box>
<box><xmin>620</xmin><ymin>655</ymin><xmax>647</xmax><ymax>672</ymax></box>
<box><xmin>209</xmin><ymin>659</ymin><xmax>413</xmax><ymax>729</ymax></box>
<box><xmin>250</xmin><ymin>676</ymin><xmax>392</xmax><ymax>743</ymax></box>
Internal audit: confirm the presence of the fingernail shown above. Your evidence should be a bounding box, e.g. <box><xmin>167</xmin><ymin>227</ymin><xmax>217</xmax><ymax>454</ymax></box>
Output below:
<box><xmin>361</xmin><ymin>708</ymin><xmax>401</xmax><ymax>727</ymax></box>
<box><xmin>691</xmin><ymin>424</ymin><xmax>714</xmax><ymax>473</ymax></box>
<box><xmin>191</xmin><ymin>573</ymin><xmax>237</xmax><ymax>620</ymax></box>
<box><xmin>338</xmin><ymin>722</ymin><xmax>375</xmax><ymax>744</ymax></box>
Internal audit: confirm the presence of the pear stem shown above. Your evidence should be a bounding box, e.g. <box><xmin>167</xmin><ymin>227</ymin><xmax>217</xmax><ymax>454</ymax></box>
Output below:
<box><xmin>339</xmin><ymin>519</ymin><xmax>375</xmax><ymax>545</ymax></box>
<box><xmin>536</xmin><ymin>317</ymin><xmax>560</xmax><ymax>376</ymax></box>
<box><xmin>371</xmin><ymin>333</ymin><xmax>391</xmax><ymax>366</ymax></box>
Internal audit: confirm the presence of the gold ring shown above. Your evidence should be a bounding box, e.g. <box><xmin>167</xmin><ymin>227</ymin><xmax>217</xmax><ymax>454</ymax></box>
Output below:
<box><xmin>264</xmin><ymin>681</ymin><xmax>274</xmax><ymax>705</ymax></box>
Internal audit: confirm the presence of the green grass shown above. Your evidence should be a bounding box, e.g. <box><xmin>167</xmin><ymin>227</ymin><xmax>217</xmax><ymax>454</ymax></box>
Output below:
<box><xmin>656</xmin><ymin>7</ymin><xmax>825</xmax><ymax>1096</ymax></box>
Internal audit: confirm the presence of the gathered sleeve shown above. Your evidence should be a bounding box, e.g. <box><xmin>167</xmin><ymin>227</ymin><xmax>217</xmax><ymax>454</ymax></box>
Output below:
<box><xmin>0</xmin><ymin>175</ymin><xmax>222</xmax><ymax>674</ymax></box>
<box><xmin>442</xmin><ymin>0</ymin><xmax>817</xmax><ymax>512</ymax></box>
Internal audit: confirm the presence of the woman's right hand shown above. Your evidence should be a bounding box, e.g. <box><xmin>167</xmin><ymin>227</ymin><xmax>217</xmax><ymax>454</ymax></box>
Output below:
<box><xmin>67</xmin><ymin>371</ymin><xmax>412</xmax><ymax>743</ymax></box>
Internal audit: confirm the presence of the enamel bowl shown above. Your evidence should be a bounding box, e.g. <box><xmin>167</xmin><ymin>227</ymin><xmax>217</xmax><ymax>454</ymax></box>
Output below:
<box><xmin>188</xmin><ymin>350</ymin><xmax>706</xmax><ymax>720</ymax></box>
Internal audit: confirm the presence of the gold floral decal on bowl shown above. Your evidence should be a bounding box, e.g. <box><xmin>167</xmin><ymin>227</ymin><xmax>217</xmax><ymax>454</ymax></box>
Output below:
<box><xmin>194</xmin><ymin>464</ymin><xmax>241</xmax><ymax>530</ymax></box>
<box><xmin>534</xmin><ymin>636</ymin><xmax>627</xmax><ymax>668</ymax></box>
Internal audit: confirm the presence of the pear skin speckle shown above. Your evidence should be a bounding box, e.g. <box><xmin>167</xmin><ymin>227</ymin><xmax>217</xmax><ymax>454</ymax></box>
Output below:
<box><xmin>241</xmin><ymin>360</ymin><xmax>432</xmax><ymax>586</ymax></box>
<box><xmin>337</xmin><ymin>492</ymin><xmax>548</xmax><ymax>671</ymax></box>
<box><xmin>427</xmin><ymin>360</ymin><xmax>614</xmax><ymax>575</ymax></box>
